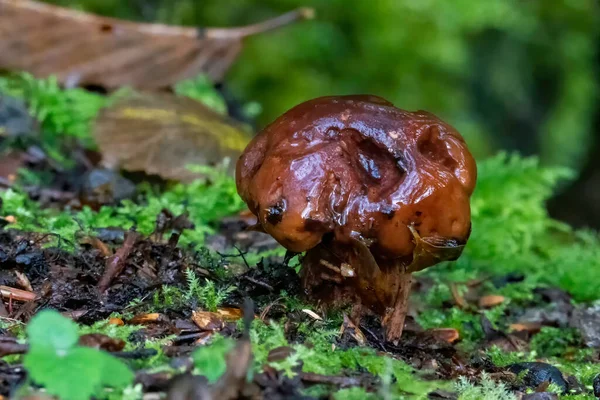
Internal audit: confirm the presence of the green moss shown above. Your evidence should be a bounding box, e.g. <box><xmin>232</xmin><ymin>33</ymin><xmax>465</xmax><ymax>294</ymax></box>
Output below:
<box><xmin>0</xmin><ymin>73</ymin><xmax>106</xmax><ymax>162</ymax></box>
<box><xmin>249</xmin><ymin>320</ymin><xmax>445</xmax><ymax>397</ymax></box>
<box><xmin>333</xmin><ymin>387</ymin><xmax>379</xmax><ymax>400</ymax></box>
<box><xmin>192</xmin><ymin>335</ymin><xmax>235</xmax><ymax>382</ymax></box>
<box><xmin>455</xmin><ymin>373</ymin><xmax>516</xmax><ymax>400</ymax></box>
<box><xmin>530</xmin><ymin>327</ymin><xmax>582</xmax><ymax>358</ymax></box>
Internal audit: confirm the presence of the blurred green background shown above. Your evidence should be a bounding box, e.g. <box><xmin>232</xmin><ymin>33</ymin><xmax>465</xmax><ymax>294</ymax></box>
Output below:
<box><xmin>45</xmin><ymin>0</ymin><xmax>599</xmax><ymax>171</ymax></box>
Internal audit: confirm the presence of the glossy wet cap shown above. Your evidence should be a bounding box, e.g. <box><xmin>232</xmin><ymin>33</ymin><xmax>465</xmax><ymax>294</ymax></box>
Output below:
<box><xmin>236</xmin><ymin>95</ymin><xmax>476</xmax><ymax>264</ymax></box>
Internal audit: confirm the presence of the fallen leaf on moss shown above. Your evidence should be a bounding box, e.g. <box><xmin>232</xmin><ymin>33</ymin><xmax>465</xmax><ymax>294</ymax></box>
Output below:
<box><xmin>192</xmin><ymin>310</ymin><xmax>225</xmax><ymax>331</ymax></box>
<box><xmin>94</xmin><ymin>92</ymin><xmax>252</xmax><ymax>181</ymax></box>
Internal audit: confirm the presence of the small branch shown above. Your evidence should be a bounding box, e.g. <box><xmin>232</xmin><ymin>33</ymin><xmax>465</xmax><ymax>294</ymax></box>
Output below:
<box><xmin>300</xmin><ymin>372</ymin><xmax>363</xmax><ymax>388</ymax></box>
<box><xmin>242</xmin><ymin>276</ymin><xmax>274</xmax><ymax>292</ymax></box>
<box><xmin>0</xmin><ymin>286</ymin><xmax>37</xmax><ymax>302</ymax></box>
<box><xmin>113</xmin><ymin>348</ymin><xmax>158</xmax><ymax>359</ymax></box>
<box><xmin>97</xmin><ymin>230</ymin><xmax>140</xmax><ymax>293</ymax></box>
<box><xmin>0</xmin><ymin>339</ymin><xmax>28</xmax><ymax>357</ymax></box>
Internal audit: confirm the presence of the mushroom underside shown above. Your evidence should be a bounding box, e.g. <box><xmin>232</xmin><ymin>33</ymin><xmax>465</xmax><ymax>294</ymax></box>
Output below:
<box><xmin>299</xmin><ymin>228</ymin><xmax>466</xmax><ymax>343</ymax></box>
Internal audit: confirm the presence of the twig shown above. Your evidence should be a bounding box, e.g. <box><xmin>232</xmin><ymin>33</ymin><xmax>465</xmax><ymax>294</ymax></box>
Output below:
<box><xmin>172</xmin><ymin>332</ymin><xmax>204</xmax><ymax>343</ymax></box>
<box><xmin>300</xmin><ymin>372</ymin><xmax>363</xmax><ymax>388</ymax></box>
<box><xmin>234</xmin><ymin>246</ymin><xmax>251</xmax><ymax>270</ymax></box>
<box><xmin>0</xmin><ymin>299</ymin><xmax>8</xmax><ymax>318</ymax></box>
<box><xmin>0</xmin><ymin>286</ymin><xmax>36</xmax><ymax>302</ymax></box>
<box><xmin>0</xmin><ymin>339</ymin><xmax>28</xmax><ymax>357</ymax></box>
<box><xmin>113</xmin><ymin>348</ymin><xmax>158</xmax><ymax>359</ymax></box>
<box><xmin>242</xmin><ymin>276</ymin><xmax>274</xmax><ymax>292</ymax></box>
<box><xmin>360</xmin><ymin>324</ymin><xmax>387</xmax><ymax>352</ymax></box>
<box><xmin>97</xmin><ymin>229</ymin><xmax>140</xmax><ymax>293</ymax></box>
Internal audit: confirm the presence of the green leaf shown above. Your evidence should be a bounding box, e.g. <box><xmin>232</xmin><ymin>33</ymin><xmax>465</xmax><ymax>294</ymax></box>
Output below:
<box><xmin>26</xmin><ymin>309</ymin><xmax>78</xmax><ymax>352</ymax></box>
<box><xmin>25</xmin><ymin>347</ymin><xmax>102</xmax><ymax>400</ymax></box>
<box><xmin>97</xmin><ymin>350</ymin><xmax>136</xmax><ymax>389</ymax></box>
<box><xmin>192</xmin><ymin>336</ymin><xmax>234</xmax><ymax>383</ymax></box>
<box><xmin>23</xmin><ymin>311</ymin><xmax>135</xmax><ymax>400</ymax></box>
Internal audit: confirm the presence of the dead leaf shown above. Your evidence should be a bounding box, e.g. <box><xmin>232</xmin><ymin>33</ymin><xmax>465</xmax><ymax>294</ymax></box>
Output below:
<box><xmin>193</xmin><ymin>331</ymin><xmax>214</xmax><ymax>346</ymax></box>
<box><xmin>266</xmin><ymin>346</ymin><xmax>294</xmax><ymax>362</ymax></box>
<box><xmin>78</xmin><ymin>333</ymin><xmax>126</xmax><ymax>352</ymax></box>
<box><xmin>427</xmin><ymin>328</ymin><xmax>460</xmax><ymax>344</ymax></box>
<box><xmin>301</xmin><ymin>309</ymin><xmax>323</xmax><ymax>321</ymax></box>
<box><xmin>215</xmin><ymin>307</ymin><xmax>244</xmax><ymax>321</ymax></box>
<box><xmin>0</xmin><ymin>0</ymin><xmax>314</xmax><ymax>89</ymax></box>
<box><xmin>479</xmin><ymin>295</ymin><xmax>505</xmax><ymax>309</ymax></box>
<box><xmin>94</xmin><ymin>92</ymin><xmax>252</xmax><ymax>181</ymax></box>
<box><xmin>14</xmin><ymin>271</ymin><xmax>33</xmax><ymax>292</ymax></box>
<box><xmin>339</xmin><ymin>314</ymin><xmax>367</xmax><ymax>346</ymax></box>
<box><xmin>509</xmin><ymin>322</ymin><xmax>542</xmax><ymax>334</ymax></box>
<box><xmin>129</xmin><ymin>312</ymin><xmax>167</xmax><ymax>324</ymax></box>
<box><xmin>191</xmin><ymin>310</ymin><xmax>224</xmax><ymax>331</ymax></box>
<box><xmin>108</xmin><ymin>317</ymin><xmax>124</xmax><ymax>326</ymax></box>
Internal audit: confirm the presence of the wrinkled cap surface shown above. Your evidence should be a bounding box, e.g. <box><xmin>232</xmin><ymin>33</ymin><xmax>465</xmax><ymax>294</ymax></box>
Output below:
<box><xmin>236</xmin><ymin>95</ymin><xmax>476</xmax><ymax>264</ymax></box>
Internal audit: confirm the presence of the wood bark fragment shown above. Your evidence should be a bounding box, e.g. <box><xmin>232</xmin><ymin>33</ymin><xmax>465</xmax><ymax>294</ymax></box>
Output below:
<box><xmin>383</xmin><ymin>272</ymin><xmax>413</xmax><ymax>344</ymax></box>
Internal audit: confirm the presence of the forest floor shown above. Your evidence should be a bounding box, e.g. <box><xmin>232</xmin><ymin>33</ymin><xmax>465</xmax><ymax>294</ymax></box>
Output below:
<box><xmin>1</xmin><ymin>74</ymin><xmax>600</xmax><ymax>400</ymax></box>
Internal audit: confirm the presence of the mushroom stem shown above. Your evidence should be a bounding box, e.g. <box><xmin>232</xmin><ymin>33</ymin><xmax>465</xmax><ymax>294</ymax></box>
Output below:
<box><xmin>383</xmin><ymin>271</ymin><xmax>413</xmax><ymax>344</ymax></box>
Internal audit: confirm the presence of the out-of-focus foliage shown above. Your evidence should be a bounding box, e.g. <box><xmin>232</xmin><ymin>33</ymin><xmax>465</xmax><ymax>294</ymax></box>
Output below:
<box><xmin>42</xmin><ymin>0</ymin><xmax>600</xmax><ymax>172</ymax></box>
<box><xmin>174</xmin><ymin>75</ymin><xmax>229</xmax><ymax>116</ymax></box>
<box><xmin>23</xmin><ymin>310</ymin><xmax>134</xmax><ymax>400</ymax></box>
<box><xmin>0</xmin><ymin>73</ymin><xmax>106</xmax><ymax>161</ymax></box>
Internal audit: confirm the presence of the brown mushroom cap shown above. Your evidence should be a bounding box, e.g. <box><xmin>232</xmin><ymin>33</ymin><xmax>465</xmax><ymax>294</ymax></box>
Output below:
<box><xmin>236</xmin><ymin>95</ymin><xmax>476</xmax><ymax>266</ymax></box>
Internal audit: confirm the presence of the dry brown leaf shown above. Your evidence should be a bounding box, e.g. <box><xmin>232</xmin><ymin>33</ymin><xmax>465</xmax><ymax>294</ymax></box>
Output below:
<box><xmin>191</xmin><ymin>310</ymin><xmax>224</xmax><ymax>331</ymax></box>
<box><xmin>427</xmin><ymin>328</ymin><xmax>460</xmax><ymax>343</ymax></box>
<box><xmin>215</xmin><ymin>307</ymin><xmax>244</xmax><ymax>321</ymax></box>
<box><xmin>78</xmin><ymin>333</ymin><xmax>126</xmax><ymax>352</ymax></box>
<box><xmin>301</xmin><ymin>309</ymin><xmax>323</xmax><ymax>321</ymax></box>
<box><xmin>0</xmin><ymin>0</ymin><xmax>314</xmax><ymax>89</ymax></box>
<box><xmin>94</xmin><ymin>92</ymin><xmax>252</xmax><ymax>181</ymax></box>
<box><xmin>129</xmin><ymin>312</ymin><xmax>167</xmax><ymax>324</ymax></box>
<box><xmin>478</xmin><ymin>294</ymin><xmax>506</xmax><ymax>309</ymax></box>
<box><xmin>108</xmin><ymin>317</ymin><xmax>124</xmax><ymax>326</ymax></box>
<box><xmin>266</xmin><ymin>346</ymin><xmax>295</xmax><ymax>362</ymax></box>
<box><xmin>509</xmin><ymin>322</ymin><xmax>542</xmax><ymax>334</ymax></box>
<box><xmin>339</xmin><ymin>314</ymin><xmax>367</xmax><ymax>346</ymax></box>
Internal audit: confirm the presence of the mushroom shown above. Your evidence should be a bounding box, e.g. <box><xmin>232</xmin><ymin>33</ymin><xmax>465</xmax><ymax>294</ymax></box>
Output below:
<box><xmin>236</xmin><ymin>95</ymin><xmax>477</xmax><ymax>343</ymax></box>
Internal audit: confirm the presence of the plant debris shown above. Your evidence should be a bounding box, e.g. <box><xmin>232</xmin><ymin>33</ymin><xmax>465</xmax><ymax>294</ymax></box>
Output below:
<box><xmin>0</xmin><ymin>0</ymin><xmax>314</xmax><ymax>90</ymax></box>
<box><xmin>93</xmin><ymin>91</ymin><xmax>253</xmax><ymax>182</ymax></box>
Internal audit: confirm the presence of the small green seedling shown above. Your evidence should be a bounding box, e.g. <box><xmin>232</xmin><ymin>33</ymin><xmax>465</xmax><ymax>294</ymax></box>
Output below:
<box><xmin>23</xmin><ymin>310</ymin><xmax>134</xmax><ymax>400</ymax></box>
